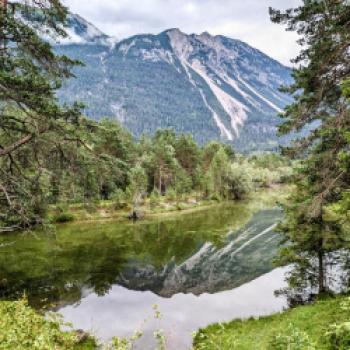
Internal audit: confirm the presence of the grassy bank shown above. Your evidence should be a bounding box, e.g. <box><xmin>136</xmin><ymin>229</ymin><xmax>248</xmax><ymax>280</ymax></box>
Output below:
<box><xmin>193</xmin><ymin>294</ymin><xmax>350</xmax><ymax>350</ymax></box>
<box><xmin>4</xmin><ymin>294</ymin><xmax>350</xmax><ymax>350</ymax></box>
<box><xmin>49</xmin><ymin>185</ymin><xmax>290</xmax><ymax>224</ymax></box>
<box><xmin>49</xmin><ymin>194</ymin><xmax>217</xmax><ymax>223</ymax></box>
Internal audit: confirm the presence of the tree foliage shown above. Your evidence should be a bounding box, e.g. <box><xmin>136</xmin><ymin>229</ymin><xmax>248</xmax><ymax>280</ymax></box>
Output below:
<box><xmin>0</xmin><ymin>0</ymin><xmax>84</xmax><ymax>230</ymax></box>
<box><xmin>270</xmin><ymin>0</ymin><xmax>350</xmax><ymax>295</ymax></box>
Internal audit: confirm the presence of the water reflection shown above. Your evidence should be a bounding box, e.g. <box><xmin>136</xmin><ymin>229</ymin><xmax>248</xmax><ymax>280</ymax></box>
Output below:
<box><xmin>0</xmin><ymin>199</ymin><xmax>286</xmax><ymax>349</ymax></box>
<box><xmin>119</xmin><ymin>209</ymin><xmax>282</xmax><ymax>297</ymax></box>
<box><xmin>61</xmin><ymin>268</ymin><xmax>287</xmax><ymax>350</ymax></box>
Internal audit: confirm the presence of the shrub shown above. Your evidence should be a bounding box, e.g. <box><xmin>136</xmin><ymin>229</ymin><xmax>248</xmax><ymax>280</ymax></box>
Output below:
<box><xmin>268</xmin><ymin>324</ymin><xmax>316</xmax><ymax>350</ymax></box>
<box><xmin>253</xmin><ymin>168</ymin><xmax>280</xmax><ymax>188</ymax></box>
<box><xmin>0</xmin><ymin>299</ymin><xmax>90</xmax><ymax>350</ymax></box>
<box><xmin>165</xmin><ymin>187</ymin><xmax>177</xmax><ymax>202</ymax></box>
<box><xmin>149</xmin><ymin>190</ymin><xmax>160</xmax><ymax>209</ymax></box>
<box><xmin>227</xmin><ymin>162</ymin><xmax>253</xmax><ymax>199</ymax></box>
<box><xmin>325</xmin><ymin>322</ymin><xmax>350</xmax><ymax>350</ymax></box>
<box><xmin>112</xmin><ymin>189</ymin><xmax>128</xmax><ymax>210</ymax></box>
<box><xmin>176</xmin><ymin>203</ymin><xmax>186</xmax><ymax>210</ymax></box>
<box><xmin>52</xmin><ymin>212</ymin><xmax>75</xmax><ymax>223</ymax></box>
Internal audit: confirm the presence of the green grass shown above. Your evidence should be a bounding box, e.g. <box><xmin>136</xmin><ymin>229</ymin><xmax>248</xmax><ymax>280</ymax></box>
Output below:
<box><xmin>193</xmin><ymin>295</ymin><xmax>350</xmax><ymax>350</ymax></box>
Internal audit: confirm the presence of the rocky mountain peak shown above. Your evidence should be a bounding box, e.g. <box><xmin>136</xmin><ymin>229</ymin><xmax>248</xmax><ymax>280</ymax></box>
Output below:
<box><xmin>55</xmin><ymin>15</ymin><xmax>293</xmax><ymax>152</ymax></box>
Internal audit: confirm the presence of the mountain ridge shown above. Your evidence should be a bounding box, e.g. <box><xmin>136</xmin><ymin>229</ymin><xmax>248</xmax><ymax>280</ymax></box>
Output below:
<box><xmin>55</xmin><ymin>15</ymin><xmax>294</xmax><ymax>151</ymax></box>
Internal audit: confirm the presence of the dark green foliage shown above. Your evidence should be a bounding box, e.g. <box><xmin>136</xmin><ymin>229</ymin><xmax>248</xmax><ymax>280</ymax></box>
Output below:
<box><xmin>0</xmin><ymin>0</ymin><xmax>83</xmax><ymax>230</ymax></box>
<box><xmin>270</xmin><ymin>1</ymin><xmax>350</xmax><ymax>295</ymax></box>
<box><xmin>52</xmin><ymin>212</ymin><xmax>75</xmax><ymax>223</ymax></box>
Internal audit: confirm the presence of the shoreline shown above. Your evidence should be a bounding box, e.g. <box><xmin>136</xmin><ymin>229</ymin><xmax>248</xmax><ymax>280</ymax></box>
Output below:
<box><xmin>50</xmin><ymin>185</ymin><xmax>289</xmax><ymax>226</ymax></box>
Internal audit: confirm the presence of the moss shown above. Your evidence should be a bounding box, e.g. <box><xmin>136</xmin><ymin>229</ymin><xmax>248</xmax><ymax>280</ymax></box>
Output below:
<box><xmin>193</xmin><ymin>295</ymin><xmax>350</xmax><ymax>350</ymax></box>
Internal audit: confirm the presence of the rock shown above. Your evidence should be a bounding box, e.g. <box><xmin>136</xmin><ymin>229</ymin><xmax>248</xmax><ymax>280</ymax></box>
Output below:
<box><xmin>128</xmin><ymin>210</ymin><xmax>144</xmax><ymax>221</ymax></box>
<box><xmin>75</xmin><ymin>329</ymin><xmax>89</xmax><ymax>343</ymax></box>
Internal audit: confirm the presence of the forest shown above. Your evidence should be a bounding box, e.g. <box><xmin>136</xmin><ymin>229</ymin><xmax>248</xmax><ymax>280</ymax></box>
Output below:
<box><xmin>0</xmin><ymin>113</ymin><xmax>292</xmax><ymax>229</ymax></box>
<box><xmin>0</xmin><ymin>0</ymin><xmax>350</xmax><ymax>349</ymax></box>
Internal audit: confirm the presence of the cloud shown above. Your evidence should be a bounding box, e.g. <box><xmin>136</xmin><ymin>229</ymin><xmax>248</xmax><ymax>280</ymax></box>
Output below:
<box><xmin>62</xmin><ymin>0</ymin><xmax>302</xmax><ymax>65</ymax></box>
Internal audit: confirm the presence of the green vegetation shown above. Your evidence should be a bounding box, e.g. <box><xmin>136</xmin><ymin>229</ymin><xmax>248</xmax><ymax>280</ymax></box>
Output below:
<box><xmin>269</xmin><ymin>1</ymin><xmax>350</xmax><ymax>296</ymax></box>
<box><xmin>0</xmin><ymin>106</ymin><xmax>292</xmax><ymax>229</ymax></box>
<box><xmin>1</xmin><ymin>0</ymin><xmax>349</xmax><ymax>348</ymax></box>
<box><xmin>194</xmin><ymin>2</ymin><xmax>350</xmax><ymax>348</ymax></box>
<box><xmin>0</xmin><ymin>1</ymin><xmax>292</xmax><ymax>232</ymax></box>
<box><xmin>0</xmin><ymin>299</ymin><xmax>96</xmax><ymax>350</ymax></box>
<box><xmin>193</xmin><ymin>295</ymin><xmax>350</xmax><ymax>350</ymax></box>
<box><xmin>0</xmin><ymin>299</ymin><xmax>165</xmax><ymax>350</ymax></box>
<box><xmin>0</xmin><ymin>0</ymin><xmax>83</xmax><ymax>231</ymax></box>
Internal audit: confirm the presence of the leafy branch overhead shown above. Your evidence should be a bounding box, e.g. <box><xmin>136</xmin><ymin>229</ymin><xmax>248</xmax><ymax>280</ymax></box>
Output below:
<box><xmin>0</xmin><ymin>0</ymin><xmax>85</xmax><ymax>229</ymax></box>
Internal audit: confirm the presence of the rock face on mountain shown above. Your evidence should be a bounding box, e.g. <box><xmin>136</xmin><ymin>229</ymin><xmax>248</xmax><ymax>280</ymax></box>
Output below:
<box><xmin>55</xmin><ymin>15</ymin><xmax>294</xmax><ymax>151</ymax></box>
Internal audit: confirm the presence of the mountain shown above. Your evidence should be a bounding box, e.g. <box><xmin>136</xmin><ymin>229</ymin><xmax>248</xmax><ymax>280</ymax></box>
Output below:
<box><xmin>61</xmin><ymin>14</ymin><xmax>110</xmax><ymax>45</ymax></box>
<box><xmin>55</xmin><ymin>16</ymin><xmax>294</xmax><ymax>151</ymax></box>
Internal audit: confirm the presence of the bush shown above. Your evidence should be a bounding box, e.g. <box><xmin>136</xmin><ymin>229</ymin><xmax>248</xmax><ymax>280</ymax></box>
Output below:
<box><xmin>176</xmin><ymin>203</ymin><xmax>187</xmax><ymax>210</ymax></box>
<box><xmin>253</xmin><ymin>168</ymin><xmax>280</xmax><ymax>188</ymax></box>
<box><xmin>0</xmin><ymin>299</ymin><xmax>91</xmax><ymax>350</ymax></box>
<box><xmin>112</xmin><ymin>189</ymin><xmax>128</xmax><ymax>210</ymax></box>
<box><xmin>268</xmin><ymin>324</ymin><xmax>316</xmax><ymax>350</ymax></box>
<box><xmin>227</xmin><ymin>162</ymin><xmax>253</xmax><ymax>199</ymax></box>
<box><xmin>209</xmin><ymin>192</ymin><xmax>222</xmax><ymax>201</ymax></box>
<box><xmin>52</xmin><ymin>212</ymin><xmax>75</xmax><ymax>223</ymax></box>
<box><xmin>326</xmin><ymin>322</ymin><xmax>350</xmax><ymax>349</ymax></box>
<box><xmin>165</xmin><ymin>187</ymin><xmax>177</xmax><ymax>202</ymax></box>
<box><xmin>149</xmin><ymin>190</ymin><xmax>160</xmax><ymax>209</ymax></box>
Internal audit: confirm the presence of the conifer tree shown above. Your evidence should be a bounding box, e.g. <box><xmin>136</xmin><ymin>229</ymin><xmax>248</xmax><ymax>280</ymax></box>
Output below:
<box><xmin>270</xmin><ymin>0</ymin><xmax>350</xmax><ymax>295</ymax></box>
<box><xmin>0</xmin><ymin>0</ymin><xmax>82</xmax><ymax>229</ymax></box>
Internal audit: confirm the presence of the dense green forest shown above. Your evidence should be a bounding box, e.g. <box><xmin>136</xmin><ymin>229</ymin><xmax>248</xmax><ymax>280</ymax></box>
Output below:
<box><xmin>0</xmin><ymin>113</ymin><xmax>292</xmax><ymax>229</ymax></box>
<box><xmin>0</xmin><ymin>1</ymin><xmax>292</xmax><ymax>233</ymax></box>
<box><xmin>0</xmin><ymin>0</ymin><xmax>350</xmax><ymax>349</ymax></box>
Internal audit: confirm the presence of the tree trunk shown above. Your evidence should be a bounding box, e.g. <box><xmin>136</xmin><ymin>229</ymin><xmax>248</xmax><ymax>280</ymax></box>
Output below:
<box><xmin>318</xmin><ymin>250</ymin><xmax>325</xmax><ymax>294</ymax></box>
<box><xmin>158</xmin><ymin>168</ymin><xmax>162</xmax><ymax>194</ymax></box>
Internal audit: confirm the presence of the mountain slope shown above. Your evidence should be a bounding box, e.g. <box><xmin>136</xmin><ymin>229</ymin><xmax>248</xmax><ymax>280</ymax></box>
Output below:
<box><xmin>55</xmin><ymin>20</ymin><xmax>293</xmax><ymax>151</ymax></box>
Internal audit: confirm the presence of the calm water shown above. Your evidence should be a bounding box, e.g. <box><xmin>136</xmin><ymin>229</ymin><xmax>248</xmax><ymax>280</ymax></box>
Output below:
<box><xmin>0</xmin><ymin>195</ymin><xmax>288</xmax><ymax>349</ymax></box>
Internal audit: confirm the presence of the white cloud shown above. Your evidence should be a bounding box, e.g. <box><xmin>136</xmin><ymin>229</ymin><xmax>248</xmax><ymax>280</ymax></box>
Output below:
<box><xmin>62</xmin><ymin>0</ymin><xmax>302</xmax><ymax>65</ymax></box>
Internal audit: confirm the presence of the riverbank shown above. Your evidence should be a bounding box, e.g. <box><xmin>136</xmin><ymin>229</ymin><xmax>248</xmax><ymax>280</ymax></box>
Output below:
<box><xmin>3</xmin><ymin>294</ymin><xmax>350</xmax><ymax>349</ymax></box>
<box><xmin>49</xmin><ymin>185</ymin><xmax>290</xmax><ymax>225</ymax></box>
<box><xmin>193</xmin><ymin>294</ymin><xmax>350</xmax><ymax>350</ymax></box>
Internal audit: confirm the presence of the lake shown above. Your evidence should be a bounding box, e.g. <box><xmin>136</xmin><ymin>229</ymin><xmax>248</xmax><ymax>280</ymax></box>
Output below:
<box><xmin>0</xmin><ymin>191</ymin><xmax>288</xmax><ymax>349</ymax></box>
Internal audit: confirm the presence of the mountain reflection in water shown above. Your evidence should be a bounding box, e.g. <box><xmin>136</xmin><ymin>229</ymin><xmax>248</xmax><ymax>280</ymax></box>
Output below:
<box><xmin>0</xmin><ymin>199</ymin><xmax>287</xmax><ymax>349</ymax></box>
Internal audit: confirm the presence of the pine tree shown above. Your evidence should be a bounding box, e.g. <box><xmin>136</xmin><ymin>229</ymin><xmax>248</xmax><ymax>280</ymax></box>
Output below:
<box><xmin>0</xmin><ymin>1</ymin><xmax>82</xmax><ymax>229</ymax></box>
<box><xmin>270</xmin><ymin>1</ymin><xmax>350</xmax><ymax>295</ymax></box>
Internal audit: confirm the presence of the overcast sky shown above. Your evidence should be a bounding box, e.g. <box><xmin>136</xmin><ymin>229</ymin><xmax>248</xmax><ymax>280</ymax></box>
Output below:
<box><xmin>62</xmin><ymin>0</ymin><xmax>302</xmax><ymax>66</ymax></box>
